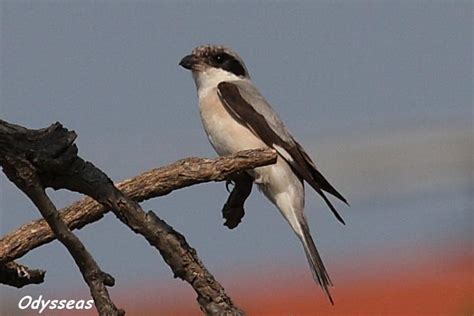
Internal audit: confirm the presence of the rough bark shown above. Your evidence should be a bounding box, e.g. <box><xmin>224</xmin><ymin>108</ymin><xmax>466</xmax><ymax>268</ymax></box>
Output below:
<box><xmin>0</xmin><ymin>147</ymin><xmax>275</xmax><ymax>265</ymax></box>
<box><xmin>0</xmin><ymin>261</ymin><xmax>45</xmax><ymax>288</ymax></box>
<box><xmin>0</xmin><ymin>119</ymin><xmax>277</xmax><ymax>315</ymax></box>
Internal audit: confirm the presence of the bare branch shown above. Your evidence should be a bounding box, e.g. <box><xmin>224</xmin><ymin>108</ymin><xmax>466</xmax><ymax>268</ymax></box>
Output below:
<box><xmin>0</xmin><ymin>148</ymin><xmax>276</xmax><ymax>264</ymax></box>
<box><xmin>1</xmin><ymin>120</ymin><xmax>276</xmax><ymax>315</ymax></box>
<box><xmin>34</xmin><ymin>136</ymin><xmax>247</xmax><ymax>314</ymax></box>
<box><xmin>0</xmin><ymin>261</ymin><xmax>45</xmax><ymax>288</ymax></box>
<box><xmin>19</xmin><ymin>182</ymin><xmax>122</xmax><ymax>315</ymax></box>
<box><xmin>0</xmin><ymin>122</ymin><xmax>123</xmax><ymax>315</ymax></box>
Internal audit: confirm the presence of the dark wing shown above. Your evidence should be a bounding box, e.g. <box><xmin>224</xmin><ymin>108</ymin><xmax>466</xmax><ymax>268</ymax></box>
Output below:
<box><xmin>217</xmin><ymin>81</ymin><xmax>348</xmax><ymax>224</ymax></box>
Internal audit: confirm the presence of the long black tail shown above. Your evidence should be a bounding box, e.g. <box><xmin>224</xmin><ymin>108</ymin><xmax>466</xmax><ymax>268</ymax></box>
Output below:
<box><xmin>300</xmin><ymin>221</ymin><xmax>334</xmax><ymax>304</ymax></box>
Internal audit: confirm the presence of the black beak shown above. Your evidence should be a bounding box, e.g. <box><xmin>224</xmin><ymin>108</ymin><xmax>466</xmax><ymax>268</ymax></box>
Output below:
<box><xmin>179</xmin><ymin>54</ymin><xmax>198</xmax><ymax>70</ymax></box>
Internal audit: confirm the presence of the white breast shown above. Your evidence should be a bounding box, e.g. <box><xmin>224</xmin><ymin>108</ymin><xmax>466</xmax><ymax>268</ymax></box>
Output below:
<box><xmin>198</xmin><ymin>88</ymin><xmax>266</xmax><ymax>156</ymax></box>
<box><xmin>192</xmin><ymin>68</ymin><xmax>267</xmax><ymax>156</ymax></box>
<box><xmin>192</xmin><ymin>69</ymin><xmax>300</xmax><ymax>196</ymax></box>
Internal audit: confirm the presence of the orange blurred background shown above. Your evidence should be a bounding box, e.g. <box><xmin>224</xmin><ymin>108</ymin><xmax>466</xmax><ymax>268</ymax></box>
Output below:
<box><xmin>114</xmin><ymin>244</ymin><xmax>472</xmax><ymax>316</ymax></box>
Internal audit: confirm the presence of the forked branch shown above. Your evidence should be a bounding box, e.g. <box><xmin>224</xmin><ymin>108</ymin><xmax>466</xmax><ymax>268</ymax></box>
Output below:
<box><xmin>0</xmin><ymin>119</ymin><xmax>277</xmax><ymax>315</ymax></box>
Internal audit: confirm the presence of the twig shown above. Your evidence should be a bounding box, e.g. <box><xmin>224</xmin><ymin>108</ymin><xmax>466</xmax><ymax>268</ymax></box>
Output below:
<box><xmin>38</xmin><ymin>141</ymin><xmax>247</xmax><ymax>314</ymax></box>
<box><xmin>0</xmin><ymin>124</ymin><xmax>123</xmax><ymax>315</ymax></box>
<box><xmin>0</xmin><ymin>120</ymin><xmax>276</xmax><ymax>315</ymax></box>
<box><xmin>16</xmin><ymin>176</ymin><xmax>122</xmax><ymax>315</ymax></box>
<box><xmin>0</xmin><ymin>261</ymin><xmax>45</xmax><ymax>288</ymax></box>
<box><xmin>0</xmin><ymin>148</ymin><xmax>276</xmax><ymax>264</ymax></box>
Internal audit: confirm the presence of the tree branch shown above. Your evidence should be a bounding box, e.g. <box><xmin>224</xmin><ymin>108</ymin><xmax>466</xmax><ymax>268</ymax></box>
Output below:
<box><xmin>17</xmin><ymin>178</ymin><xmax>122</xmax><ymax>315</ymax></box>
<box><xmin>0</xmin><ymin>148</ymin><xmax>276</xmax><ymax>264</ymax></box>
<box><xmin>1</xmin><ymin>121</ymin><xmax>123</xmax><ymax>315</ymax></box>
<box><xmin>0</xmin><ymin>261</ymin><xmax>45</xmax><ymax>288</ymax></box>
<box><xmin>0</xmin><ymin>119</ymin><xmax>276</xmax><ymax>315</ymax></box>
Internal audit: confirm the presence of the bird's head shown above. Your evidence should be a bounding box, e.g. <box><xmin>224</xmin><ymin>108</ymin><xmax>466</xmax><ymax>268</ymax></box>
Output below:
<box><xmin>180</xmin><ymin>45</ymin><xmax>250</xmax><ymax>91</ymax></box>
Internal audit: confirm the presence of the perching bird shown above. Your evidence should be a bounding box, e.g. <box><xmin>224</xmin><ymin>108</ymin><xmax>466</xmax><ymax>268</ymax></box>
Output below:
<box><xmin>179</xmin><ymin>45</ymin><xmax>348</xmax><ymax>303</ymax></box>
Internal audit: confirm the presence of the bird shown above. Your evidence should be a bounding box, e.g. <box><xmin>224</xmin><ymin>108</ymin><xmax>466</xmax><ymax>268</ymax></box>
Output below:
<box><xmin>179</xmin><ymin>44</ymin><xmax>348</xmax><ymax>303</ymax></box>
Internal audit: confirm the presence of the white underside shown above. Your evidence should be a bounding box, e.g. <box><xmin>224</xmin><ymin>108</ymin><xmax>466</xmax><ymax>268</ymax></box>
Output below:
<box><xmin>193</xmin><ymin>68</ymin><xmax>306</xmax><ymax>236</ymax></box>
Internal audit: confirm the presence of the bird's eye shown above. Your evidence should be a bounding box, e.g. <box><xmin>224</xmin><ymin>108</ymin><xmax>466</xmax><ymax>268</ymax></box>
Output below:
<box><xmin>213</xmin><ymin>54</ymin><xmax>226</xmax><ymax>64</ymax></box>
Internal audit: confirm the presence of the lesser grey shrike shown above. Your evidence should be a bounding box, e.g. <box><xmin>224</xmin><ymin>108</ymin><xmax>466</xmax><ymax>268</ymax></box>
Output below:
<box><xmin>179</xmin><ymin>45</ymin><xmax>348</xmax><ymax>303</ymax></box>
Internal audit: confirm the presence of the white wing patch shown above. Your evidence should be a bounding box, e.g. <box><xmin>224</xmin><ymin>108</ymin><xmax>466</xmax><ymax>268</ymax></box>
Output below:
<box><xmin>273</xmin><ymin>144</ymin><xmax>294</xmax><ymax>163</ymax></box>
